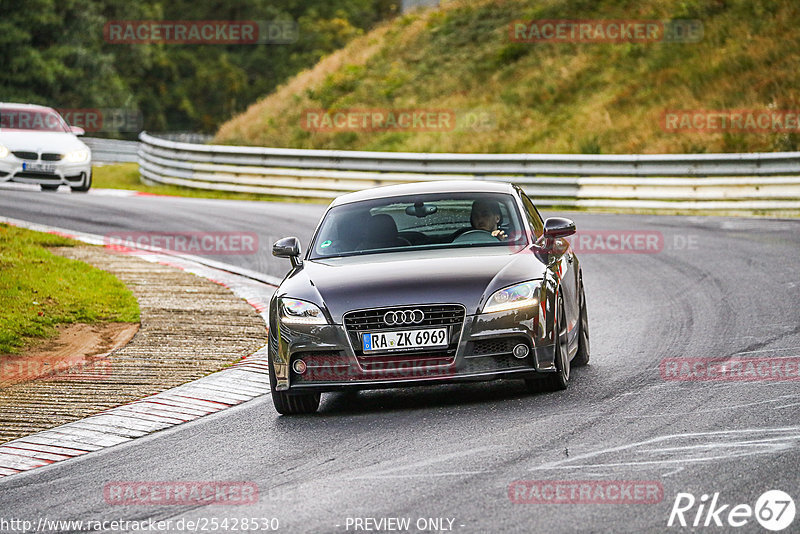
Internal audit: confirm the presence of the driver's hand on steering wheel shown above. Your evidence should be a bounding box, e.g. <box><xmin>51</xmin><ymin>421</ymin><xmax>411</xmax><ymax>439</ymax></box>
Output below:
<box><xmin>491</xmin><ymin>229</ymin><xmax>506</xmax><ymax>240</ymax></box>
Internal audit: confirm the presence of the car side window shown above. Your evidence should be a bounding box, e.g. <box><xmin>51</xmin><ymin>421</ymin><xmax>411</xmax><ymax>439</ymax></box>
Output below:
<box><xmin>520</xmin><ymin>193</ymin><xmax>544</xmax><ymax>238</ymax></box>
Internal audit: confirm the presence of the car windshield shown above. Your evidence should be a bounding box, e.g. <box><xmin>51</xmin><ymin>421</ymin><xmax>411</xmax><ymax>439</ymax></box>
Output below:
<box><xmin>310</xmin><ymin>192</ymin><xmax>527</xmax><ymax>259</ymax></box>
<box><xmin>0</xmin><ymin>107</ymin><xmax>69</xmax><ymax>132</ymax></box>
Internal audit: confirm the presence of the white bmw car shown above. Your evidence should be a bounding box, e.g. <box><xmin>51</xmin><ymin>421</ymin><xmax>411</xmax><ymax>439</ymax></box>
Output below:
<box><xmin>0</xmin><ymin>103</ymin><xmax>92</xmax><ymax>192</ymax></box>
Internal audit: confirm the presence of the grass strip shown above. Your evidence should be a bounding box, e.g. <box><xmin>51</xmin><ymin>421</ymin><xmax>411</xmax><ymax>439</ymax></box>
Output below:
<box><xmin>0</xmin><ymin>224</ymin><xmax>140</xmax><ymax>354</ymax></box>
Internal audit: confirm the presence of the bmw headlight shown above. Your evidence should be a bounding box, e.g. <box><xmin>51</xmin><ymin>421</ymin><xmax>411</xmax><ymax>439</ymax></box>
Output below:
<box><xmin>483</xmin><ymin>281</ymin><xmax>540</xmax><ymax>313</ymax></box>
<box><xmin>279</xmin><ymin>298</ymin><xmax>327</xmax><ymax>325</ymax></box>
<box><xmin>64</xmin><ymin>149</ymin><xmax>89</xmax><ymax>162</ymax></box>
<box><xmin>0</xmin><ymin>144</ymin><xmax>8</xmax><ymax>159</ymax></box>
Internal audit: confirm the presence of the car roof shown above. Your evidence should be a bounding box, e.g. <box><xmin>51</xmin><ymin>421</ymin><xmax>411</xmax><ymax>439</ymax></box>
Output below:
<box><xmin>331</xmin><ymin>180</ymin><xmax>517</xmax><ymax>207</ymax></box>
<box><xmin>0</xmin><ymin>102</ymin><xmax>56</xmax><ymax>111</ymax></box>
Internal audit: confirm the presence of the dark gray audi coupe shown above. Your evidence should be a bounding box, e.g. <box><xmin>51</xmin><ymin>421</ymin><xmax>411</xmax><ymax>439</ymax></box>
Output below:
<box><xmin>268</xmin><ymin>181</ymin><xmax>589</xmax><ymax>414</ymax></box>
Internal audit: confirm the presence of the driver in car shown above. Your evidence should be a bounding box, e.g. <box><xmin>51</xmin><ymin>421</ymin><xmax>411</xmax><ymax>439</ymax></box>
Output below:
<box><xmin>471</xmin><ymin>199</ymin><xmax>507</xmax><ymax>239</ymax></box>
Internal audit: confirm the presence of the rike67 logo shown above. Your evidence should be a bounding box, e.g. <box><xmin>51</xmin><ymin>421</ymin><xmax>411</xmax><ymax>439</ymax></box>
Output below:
<box><xmin>668</xmin><ymin>490</ymin><xmax>795</xmax><ymax>531</ymax></box>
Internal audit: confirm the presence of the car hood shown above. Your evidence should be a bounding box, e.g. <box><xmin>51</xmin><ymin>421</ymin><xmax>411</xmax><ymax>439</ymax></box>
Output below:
<box><xmin>0</xmin><ymin>131</ymin><xmax>88</xmax><ymax>153</ymax></box>
<box><xmin>278</xmin><ymin>247</ymin><xmax>547</xmax><ymax>322</ymax></box>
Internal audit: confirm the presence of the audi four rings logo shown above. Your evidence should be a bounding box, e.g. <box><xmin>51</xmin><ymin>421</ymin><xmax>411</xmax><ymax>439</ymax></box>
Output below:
<box><xmin>383</xmin><ymin>309</ymin><xmax>425</xmax><ymax>326</ymax></box>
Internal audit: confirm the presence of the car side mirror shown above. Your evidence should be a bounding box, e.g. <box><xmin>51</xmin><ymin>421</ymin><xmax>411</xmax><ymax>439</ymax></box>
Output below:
<box><xmin>273</xmin><ymin>236</ymin><xmax>302</xmax><ymax>268</ymax></box>
<box><xmin>70</xmin><ymin>126</ymin><xmax>85</xmax><ymax>136</ymax></box>
<box><xmin>543</xmin><ymin>217</ymin><xmax>576</xmax><ymax>239</ymax></box>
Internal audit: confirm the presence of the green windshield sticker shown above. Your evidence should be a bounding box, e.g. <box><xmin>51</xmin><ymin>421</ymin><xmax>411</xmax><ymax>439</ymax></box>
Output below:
<box><xmin>321</xmin><ymin>240</ymin><xmax>332</xmax><ymax>248</ymax></box>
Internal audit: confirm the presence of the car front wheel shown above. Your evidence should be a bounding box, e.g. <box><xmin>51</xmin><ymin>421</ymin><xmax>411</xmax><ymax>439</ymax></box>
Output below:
<box><xmin>268</xmin><ymin>343</ymin><xmax>320</xmax><ymax>415</ymax></box>
<box><xmin>572</xmin><ymin>277</ymin><xmax>590</xmax><ymax>367</ymax></box>
<box><xmin>525</xmin><ymin>293</ymin><xmax>570</xmax><ymax>393</ymax></box>
<box><xmin>271</xmin><ymin>388</ymin><xmax>321</xmax><ymax>415</ymax></box>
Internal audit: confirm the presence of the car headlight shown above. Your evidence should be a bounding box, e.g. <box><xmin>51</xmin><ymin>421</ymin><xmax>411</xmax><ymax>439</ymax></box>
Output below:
<box><xmin>64</xmin><ymin>149</ymin><xmax>89</xmax><ymax>162</ymax></box>
<box><xmin>0</xmin><ymin>144</ymin><xmax>8</xmax><ymax>159</ymax></box>
<box><xmin>279</xmin><ymin>298</ymin><xmax>327</xmax><ymax>325</ymax></box>
<box><xmin>483</xmin><ymin>281</ymin><xmax>540</xmax><ymax>313</ymax></box>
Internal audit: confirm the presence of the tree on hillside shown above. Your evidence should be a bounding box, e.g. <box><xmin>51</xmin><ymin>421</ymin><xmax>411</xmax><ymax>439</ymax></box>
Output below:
<box><xmin>0</xmin><ymin>0</ymin><xmax>399</xmax><ymax>135</ymax></box>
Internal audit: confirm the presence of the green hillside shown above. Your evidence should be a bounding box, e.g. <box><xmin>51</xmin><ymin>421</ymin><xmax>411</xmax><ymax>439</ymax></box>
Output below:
<box><xmin>2</xmin><ymin>0</ymin><xmax>398</xmax><ymax>135</ymax></box>
<box><xmin>214</xmin><ymin>0</ymin><xmax>800</xmax><ymax>154</ymax></box>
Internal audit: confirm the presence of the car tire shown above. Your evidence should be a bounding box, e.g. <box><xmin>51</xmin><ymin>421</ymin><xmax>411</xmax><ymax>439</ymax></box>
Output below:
<box><xmin>70</xmin><ymin>171</ymin><xmax>92</xmax><ymax>193</ymax></box>
<box><xmin>271</xmin><ymin>388</ymin><xmax>321</xmax><ymax>415</ymax></box>
<box><xmin>525</xmin><ymin>293</ymin><xmax>570</xmax><ymax>393</ymax></box>
<box><xmin>572</xmin><ymin>277</ymin><xmax>590</xmax><ymax>367</ymax></box>
<box><xmin>267</xmin><ymin>341</ymin><xmax>320</xmax><ymax>415</ymax></box>
<box><xmin>40</xmin><ymin>184</ymin><xmax>60</xmax><ymax>191</ymax></box>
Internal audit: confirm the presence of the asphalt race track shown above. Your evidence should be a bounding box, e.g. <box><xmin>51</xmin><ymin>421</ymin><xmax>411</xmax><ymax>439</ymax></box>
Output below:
<box><xmin>1</xmin><ymin>186</ymin><xmax>799</xmax><ymax>533</ymax></box>
<box><xmin>0</xmin><ymin>186</ymin><xmax>326</xmax><ymax>279</ymax></box>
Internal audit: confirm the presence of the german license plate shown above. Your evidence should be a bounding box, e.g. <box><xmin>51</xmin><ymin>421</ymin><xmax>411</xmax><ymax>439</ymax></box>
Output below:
<box><xmin>362</xmin><ymin>328</ymin><xmax>448</xmax><ymax>352</ymax></box>
<box><xmin>22</xmin><ymin>162</ymin><xmax>55</xmax><ymax>173</ymax></box>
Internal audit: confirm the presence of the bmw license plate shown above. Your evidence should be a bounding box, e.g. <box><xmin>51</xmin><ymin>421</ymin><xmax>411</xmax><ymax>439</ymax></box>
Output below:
<box><xmin>362</xmin><ymin>328</ymin><xmax>448</xmax><ymax>352</ymax></box>
<box><xmin>22</xmin><ymin>162</ymin><xmax>55</xmax><ymax>173</ymax></box>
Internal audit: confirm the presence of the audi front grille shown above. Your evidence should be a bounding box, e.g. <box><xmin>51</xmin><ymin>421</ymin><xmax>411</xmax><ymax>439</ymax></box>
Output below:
<box><xmin>343</xmin><ymin>304</ymin><xmax>465</xmax><ymax>363</ymax></box>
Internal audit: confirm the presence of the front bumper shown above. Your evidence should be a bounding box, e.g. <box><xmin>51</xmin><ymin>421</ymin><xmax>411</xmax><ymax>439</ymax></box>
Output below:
<box><xmin>0</xmin><ymin>157</ymin><xmax>91</xmax><ymax>188</ymax></box>
<box><xmin>271</xmin><ymin>304</ymin><xmax>557</xmax><ymax>393</ymax></box>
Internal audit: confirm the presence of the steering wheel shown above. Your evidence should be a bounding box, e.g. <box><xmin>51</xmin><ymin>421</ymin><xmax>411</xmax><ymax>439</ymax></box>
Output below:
<box><xmin>452</xmin><ymin>229</ymin><xmax>499</xmax><ymax>244</ymax></box>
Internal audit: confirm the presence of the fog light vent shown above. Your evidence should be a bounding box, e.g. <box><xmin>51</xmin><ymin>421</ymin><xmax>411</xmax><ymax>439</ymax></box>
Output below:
<box><xmin>512</xmin><ymin>344</ymin><xmax>530</xmax><ymax>359</ymax></box>
<box><xmin>292</xmin><ymin>359</ymin><xmax>307</xmax><ymax>374</ymax></box>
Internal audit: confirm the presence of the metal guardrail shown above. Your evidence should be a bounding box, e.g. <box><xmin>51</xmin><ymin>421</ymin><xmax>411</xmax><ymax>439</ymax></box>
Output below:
<box><xmin>84</xmin><ymin>137</ymin><xmax>139</xmax><ymax>164</ymax></box>
<box><xmin>138</xmin><ymin>132</ymin><xmax>800</xmax><ymax>210</ymax></box>
<box><xmin>155</xmin><ymin>132</ymin><xmax>214</xmax><ymax>144</ymax></box>
<box><xmin>85</xmin><ymin>134</ymin><xmax>210</xmax><ymax>164</ymax></box>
